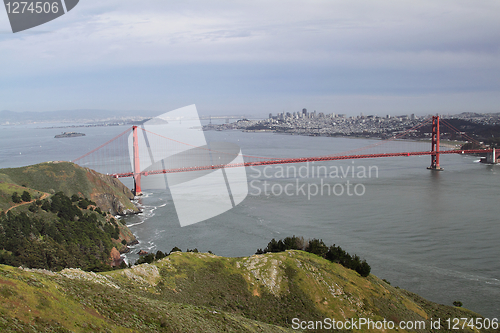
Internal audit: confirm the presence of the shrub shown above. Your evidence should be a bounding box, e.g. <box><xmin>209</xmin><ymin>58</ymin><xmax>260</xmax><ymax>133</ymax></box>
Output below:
<box><xmin>11</xmin><ymin>192</ymin><xmax>21</xmax><ymax>204</ymax></box>
<box><xmin>78</xmin><ymin>198</ymin><xmax>92</xmax><ymax>209</ymax></box>
<box><xmin>170</xmin><ymin>247</ymin><xmax>182</xmax><ymax>253</ymax></box>
<box><xmin>135</xmin><ymin>253</ymin><xmax>155</xmax><ymax>265</ymax></box>
<box><xmin>21</xmin><ymin>191</ymin><xmax>31</xmax><ymax>202</ymax></box>
<box><xmin>28</xmin><ymin>203</ymin><xmax>38</xmax><ymax>213</ymax></box>
<box><xmin>356</xmin><ymin>260</ymin><xmax>371</xmax><ymax>277</ymax></box>
<box><xmin>305</xmin><ymin>239</ymin><xmax>328</xmax><ymax>257</ymax></box>
<box><xmin>256</xmin><ymin>236</ymin><xmax>307</xmax><ymax>254</ymax></box>
<box><xmin>41</xmin><ymin>200</ymin><xmax>51</xmax><ymax>211</ymax></box>
<box><xmin>155</xmin><ymin>250</ymin><xmax>167</xmax><ymax>260</ymax></box>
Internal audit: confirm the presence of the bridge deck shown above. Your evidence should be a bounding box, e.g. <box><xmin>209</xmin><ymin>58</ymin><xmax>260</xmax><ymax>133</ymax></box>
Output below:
<box><xmin>110</xmin><ymin>149</ymin><xmax>493</xmax><ymax>178</ymax></box>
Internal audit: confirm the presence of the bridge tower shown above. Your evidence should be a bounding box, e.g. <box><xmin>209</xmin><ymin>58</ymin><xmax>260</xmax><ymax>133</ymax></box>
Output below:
<box><xmin>427</xmin><ymin>115</ymin><xmax>443</xmax><ymax>171</ymax></box>
<box><xmin>485</xmin><ymin>147</ymin><xmax>497</xmax><ymax>164</ymax></box>
<box><xmin>132</xmin><ymin>126</ymin><xmax>142</xmax><ymax>195</ymax></box>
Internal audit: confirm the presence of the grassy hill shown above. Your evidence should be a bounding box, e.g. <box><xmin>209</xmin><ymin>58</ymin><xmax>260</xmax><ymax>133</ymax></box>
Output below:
<box><xmin>0</xmin><ymin>251</ymin><xmax>492</xmax><ymax>332</ymax></box>
<box><xmin>0</xmin><ymin>161</ymin><xmax>139</xmax><ymax>216</ymax></box>
<box><xmin>0</xmin><ymin>174</ymin><xmax>46</xmax><ymax>213</ymax></box>
<box><xmin>0</xmin><ymin>162</ymin><xmax>138</xmax><ymax>249</ymax></box>
<box><xmin>0</xmin><ymin>162</ymin><xmax>141</xmax><ymax>270</ymax></box>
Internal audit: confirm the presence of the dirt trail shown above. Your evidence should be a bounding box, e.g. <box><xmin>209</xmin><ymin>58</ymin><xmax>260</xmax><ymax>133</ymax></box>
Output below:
<box><xmin>4</xmin><ymin>192</ymin><xmax>50</xmax><ymax>213</ymax></box>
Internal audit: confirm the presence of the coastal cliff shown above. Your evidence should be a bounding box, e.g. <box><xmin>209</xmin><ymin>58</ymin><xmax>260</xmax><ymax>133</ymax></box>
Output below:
<box><xmin>84</xmin><ymin>167</ymin><xmax>139</xmax><ymax>216</ymax></box>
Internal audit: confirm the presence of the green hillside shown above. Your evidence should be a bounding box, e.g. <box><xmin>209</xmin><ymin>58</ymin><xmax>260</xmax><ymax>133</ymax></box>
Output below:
<box><xmin>0</xmin><ymin>161</ymin><xmax>139</xmax><ymax>215</ymax></box>
<box><xmin>0</xmin><ymin>191</ymin><xmax>133</xmax><ymax>271</ymax></box>
<box><xmin>0</xmin><ymin>162</ymin><xmax>138</xmax><ymax>248</ymax></box>
<box><xmin>0</xmin><ymin>162</ymin><xmax>141</xmax><ymax>271</ymax></box>
<box><xmin>0</xmin><ymin>251</ymin><xmax>492</xmax><ymax>333</ymax></box>
<box><xmin>0</xmin><ymin>174</ymin><xmax>46</xmax><ymax>212</ymax></box>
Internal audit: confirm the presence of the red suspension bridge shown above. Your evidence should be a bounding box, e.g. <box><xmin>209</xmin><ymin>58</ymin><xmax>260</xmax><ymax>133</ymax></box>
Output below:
<box><xmin>72</xmin><ymin>116</ymin><xmax>498</xmax><ymax>195</ymax></box>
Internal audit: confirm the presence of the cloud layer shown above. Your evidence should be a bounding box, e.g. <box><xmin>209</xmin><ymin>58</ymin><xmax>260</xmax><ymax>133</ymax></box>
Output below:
<box><xmin>1</xmin><ymin>0</ymin><xmax>499</xmax><ymax>115</ymax></box>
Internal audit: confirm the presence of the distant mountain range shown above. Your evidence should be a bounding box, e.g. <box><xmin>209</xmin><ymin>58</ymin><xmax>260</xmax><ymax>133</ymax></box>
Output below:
<box><xmin>0</xmin><ymin>109</ymin><xmax>163</xmax><ymax>124</ymax></box>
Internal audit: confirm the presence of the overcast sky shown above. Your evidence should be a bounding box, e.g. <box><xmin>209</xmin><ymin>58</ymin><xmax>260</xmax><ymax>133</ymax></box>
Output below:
<box><xmin>1</xmin><ymin>0</ymin><xmax>499</xmax><ymax>117</ymax></box>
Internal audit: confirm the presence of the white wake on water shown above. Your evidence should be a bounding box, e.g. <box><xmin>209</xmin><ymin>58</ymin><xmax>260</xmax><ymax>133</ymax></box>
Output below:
<box><xmin>126</xmin><ymin>220</ymin><xmax>147</xmax><ymax>228</ymax></box>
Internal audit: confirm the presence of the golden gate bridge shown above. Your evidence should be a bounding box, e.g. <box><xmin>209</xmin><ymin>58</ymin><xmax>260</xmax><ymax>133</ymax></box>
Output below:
<box><xmin>72</xmin><ymin>116</ymin><xmax>498</xmax><ymax>195</ymax></box>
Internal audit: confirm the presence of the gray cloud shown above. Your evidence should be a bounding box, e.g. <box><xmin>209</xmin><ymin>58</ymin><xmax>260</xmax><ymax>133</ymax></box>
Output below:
<box><xmin>0</xmin><ymin>0</ymin><xmax>499</xmax><ymax>114</ymax></box>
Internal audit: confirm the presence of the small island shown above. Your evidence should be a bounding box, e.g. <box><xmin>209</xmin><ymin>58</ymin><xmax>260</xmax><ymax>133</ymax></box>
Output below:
<box><xmin>55</xmin><ymin>131</ymin><xmax>85</xmax><ymax>138</ymax></box>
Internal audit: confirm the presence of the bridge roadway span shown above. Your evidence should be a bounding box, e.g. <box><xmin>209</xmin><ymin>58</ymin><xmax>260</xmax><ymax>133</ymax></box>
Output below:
<box><xmin>110</xmin><ymin>149</ymin><xmax>493</xmax><ymax>178</ymax></box>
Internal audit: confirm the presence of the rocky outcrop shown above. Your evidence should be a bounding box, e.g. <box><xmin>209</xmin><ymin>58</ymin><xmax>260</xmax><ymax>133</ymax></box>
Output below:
<box><xmin>117</xmin><ymin>222</ymin><xmax>138</xmax><ymax>248</ymax></box>
<box><xmin>110</xmin><ymin>247</ymin><xmax>123</xmax><ymax>267</ymax></box>
<box><xmin>91</xmin><ymin>192</ymin><xmax>138</xmax><ymax>216</ymax></box>
<box><xmin>86</xmin><ymin>168</ymin><xmax>140</xmax><ymax>216</ymax></box>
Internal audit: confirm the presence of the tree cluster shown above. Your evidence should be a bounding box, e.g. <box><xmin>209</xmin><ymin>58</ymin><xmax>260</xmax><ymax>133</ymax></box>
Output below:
<box><xmin>0</xmin><ymin>192</ymin><xmax>118</xmax><ymax>272</ymax></box>
<box><xmin>11</xmin><ymin>191</ymin><xmax>32</xmax><ymax>204</ymax></box>
<box><xmin>134</xmin><ymin>248</ymin><xmax>179</xmax><ymax>265</ymax></box>
<box><xmin>256</xmin><ymin>236</ymin><xmax>371</xmax><ymax>277</ymax></box>
<box><xmin>133</xmin><ymin>246</ymin><xmax>205</xmax><ymax>265</ymax></box>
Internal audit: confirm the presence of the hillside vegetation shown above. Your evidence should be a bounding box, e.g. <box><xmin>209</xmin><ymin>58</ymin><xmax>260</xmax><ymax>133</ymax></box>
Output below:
<box><xmin>0</xmin><ymin>251</ymin><xmax>493</xmax><ymax>333</ymax></box>
<box><xmin>0</xmin><ymin>162</ymin><xmax>138</xmax><ymax>246</ymax></box>
<box><xmin>0</xmin><ymin>191</ymin><xmax>132</xmax><ymax>271</ymax></box>
<box><xmin>0</xmin><ymin>161</ymin><xmax>139</xmax><ymax>215</ymax></box>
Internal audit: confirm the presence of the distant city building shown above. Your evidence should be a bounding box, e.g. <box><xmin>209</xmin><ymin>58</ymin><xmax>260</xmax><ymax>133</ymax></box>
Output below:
<box><xmin>203</xmin><ymin>110</ymin><xmax>500</xmax><ymax>141</ymax></box>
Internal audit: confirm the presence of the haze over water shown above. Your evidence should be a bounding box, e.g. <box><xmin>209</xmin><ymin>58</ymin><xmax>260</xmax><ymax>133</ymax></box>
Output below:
<box><xmin>1</xmin><ymin>123</ymin><xmax>499</xmax><ymax>318</ymax></box>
